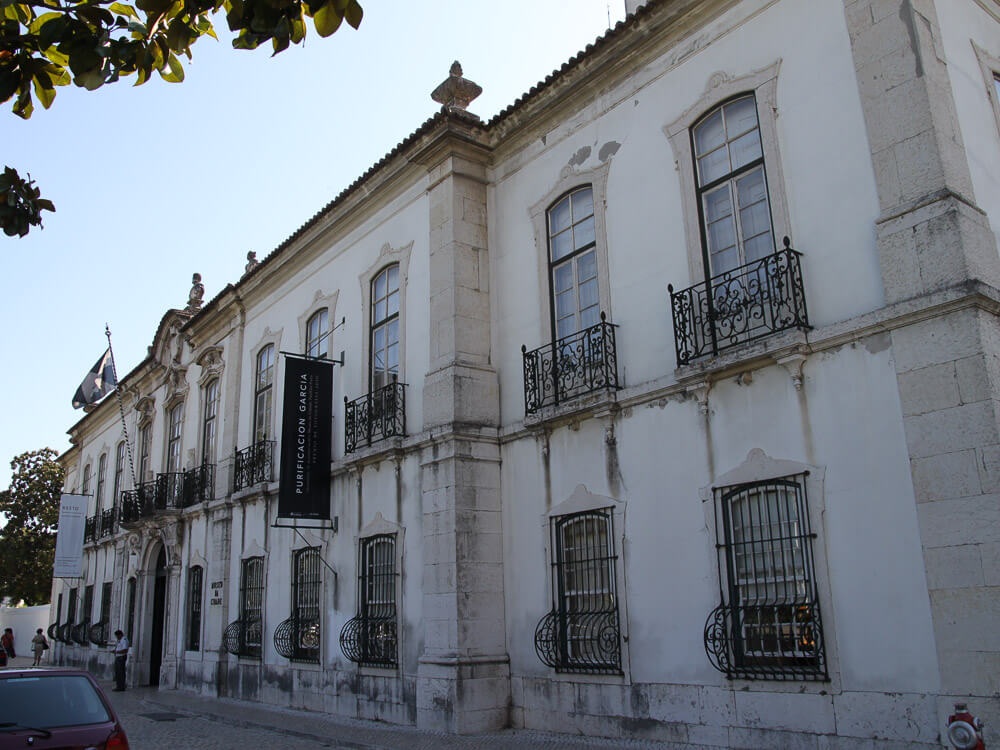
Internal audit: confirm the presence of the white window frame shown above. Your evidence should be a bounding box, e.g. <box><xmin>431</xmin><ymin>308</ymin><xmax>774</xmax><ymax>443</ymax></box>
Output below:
<box><xmin>358</xmin><ymin>242</ymin><xmax>411</xmax><ymax>397</ymax></box>
<box><xmin>665</xmin><ymin>62</ymin><xmax>791</xmax><ymax>286</ymax></box>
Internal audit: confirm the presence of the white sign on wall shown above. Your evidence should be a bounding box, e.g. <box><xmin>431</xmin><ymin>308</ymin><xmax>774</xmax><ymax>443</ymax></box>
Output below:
<box><xmin>53</xmin><ymin>493</ymin><xmax>88</xmax><ymax>578</ymax></box>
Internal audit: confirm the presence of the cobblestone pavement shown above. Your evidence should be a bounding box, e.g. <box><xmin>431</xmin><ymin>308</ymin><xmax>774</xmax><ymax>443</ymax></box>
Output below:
<box><xmin>3</xmin><ymin>656</ymin><xmax>678</xmax><ymax>750</ymax></box>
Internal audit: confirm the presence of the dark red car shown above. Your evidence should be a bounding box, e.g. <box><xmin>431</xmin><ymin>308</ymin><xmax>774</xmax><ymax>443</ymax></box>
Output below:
<box><xmin>0</xmin><ymin>668</ymin><xmax>129</xmax><ymax>749</ymax></box>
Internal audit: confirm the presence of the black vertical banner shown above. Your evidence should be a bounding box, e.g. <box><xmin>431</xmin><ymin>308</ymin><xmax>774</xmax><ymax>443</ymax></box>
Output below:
<box><xmin>278</xmin><ymin>356</ymin><xmax>333</xmax><ymax>519</ymax></box>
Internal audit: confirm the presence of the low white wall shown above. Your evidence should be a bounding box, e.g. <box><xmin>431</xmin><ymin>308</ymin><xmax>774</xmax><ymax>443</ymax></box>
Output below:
<box><xmin>0</xmin><ymin>605</ymin><xmax>50</xmax><ymax>654</ymax></box>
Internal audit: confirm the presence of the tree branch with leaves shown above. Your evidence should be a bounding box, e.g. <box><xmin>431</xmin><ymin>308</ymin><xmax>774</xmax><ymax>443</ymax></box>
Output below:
<box><xmin>0</xmin><ymin>0</ymin><xmax>362</xmax><ymax>236</ymax></box>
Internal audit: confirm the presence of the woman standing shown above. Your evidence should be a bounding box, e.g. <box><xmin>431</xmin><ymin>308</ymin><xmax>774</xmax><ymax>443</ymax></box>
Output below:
<box><xmin>1</xmin><ymin>628</ymin><xmax>14</xmax><ymax>659</ymax></box>
<box><xmin>31</xmin><ymin>628</ymin><xmax>48</xmax><ymax>666</ymax></box>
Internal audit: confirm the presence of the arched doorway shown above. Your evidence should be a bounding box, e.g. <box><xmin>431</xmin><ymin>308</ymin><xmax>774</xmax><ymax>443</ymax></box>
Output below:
<box><xmin>149</xmin><ymin>547</ymin><xmax>167</xmax><ymax>686</ymax></box>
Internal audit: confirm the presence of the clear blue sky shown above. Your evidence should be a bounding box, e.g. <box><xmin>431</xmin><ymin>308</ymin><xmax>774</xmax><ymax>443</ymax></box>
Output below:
<box><xmin>0</xmin><ymin>0</ymin><xmax>627</xmax><ymax>489</ymax></box>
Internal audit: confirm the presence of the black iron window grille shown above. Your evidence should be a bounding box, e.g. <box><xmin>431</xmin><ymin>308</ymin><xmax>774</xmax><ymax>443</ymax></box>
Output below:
<box><xmin>233</xmin><ymin>440</ymin><xmax>275</xmax><ymax>492</ymax></box>
<box><xmin>344</xmin><ymin>380</ymin><xmax>406</xmax><ymax>454</ymax></box>
<box><xmin>522</xmin><ymin>313</ymin><xmax>620</xmax><ymax>415</ymax></box>
<box><xmin>183</xmin><ymin>464</ymin><xmax>215</xmax><ymax>506</ymax></box>
<box><xmin>99</xmin><ymin>508</ymin><xmax>116</xmax><ymax>538</ymax></box>
<box><xmin>275</xmin><ymin>547</ymin><xmax>321</xmax><ymax>663</ymax></box>
<box><xmin>187</xmin><ymin>566</ymin><xmax>203</xmax><ymax>651</ymax></box>
<box><xmin>534</xmin><ymin>508</ymin><xmax>622</xmax><ymax>674</ymax></box>
<box><xmin>84</xmin><ymin>516</ymin><xmax>96</xmax><ymax>543</ymax></box>
<box><xmin>73</xmin><ymin>585</ymin><xmax>92</xmax><ymax>647</ymax></box>
<box><xmin>137</xmin><ymin>480</ymin><xmax>158</xmax><ymax>514</ymax></box>
<box><xmin>47</xmin><ymin>622</ymin><xmax>58</xmax><ymax>642</ymax></box>
<box><xmin>704</xmin><ymin>474</ymin><xmax>828</xmax><ymax>681</ymax></box>
<box><xmin>155</xmin><ymin>472</ymin><xmax>185</xmax><ymax>510</ymax></box>
<box><xmin>89</xmin><ymin>582</ymin><xmax>112</xmax><ymax>646</ymax></box>
<box><xmin>668</xmin><ymin>239</ymin><xmax>809</xmax><ymax>366</ymax></box>
<box><xmin>340</xmin><ymin>534</ymin><xmax>397</xmax><ymax>668</ymax></box>
<box><xmin>125</xmin><ymin>577</ymin><xmax>136</xmax><ymax>642</ymax></box>
<box><xmin>119</xmin><ymin>490</ymin><xmax>140</xmax><ymax>524</ymax></box>
<box><xmin>66</xmin><ymin>588</ymin><xmax>77</xmax><ymax>641</ymax></box>
<box><xmin>224</xmin><ymin>557</ymin><xmax>264</xmax><ymax>659</ymax></box>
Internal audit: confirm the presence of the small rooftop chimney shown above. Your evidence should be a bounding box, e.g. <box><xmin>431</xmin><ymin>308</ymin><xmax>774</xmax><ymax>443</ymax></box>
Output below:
<box><xmin>431</xmin><ymin>61</ymin><xmax>482</xmax><ymax>114</ymax></box>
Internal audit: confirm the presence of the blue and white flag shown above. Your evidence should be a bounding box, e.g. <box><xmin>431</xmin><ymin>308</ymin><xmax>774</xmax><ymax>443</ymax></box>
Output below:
<box><xmin>72</xmin><ymin>348</ymin><xmax>115</xmax><ymax>409</ymax></box>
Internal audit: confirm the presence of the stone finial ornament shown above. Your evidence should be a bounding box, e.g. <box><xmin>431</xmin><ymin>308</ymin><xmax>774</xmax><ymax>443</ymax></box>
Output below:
<box><xmin>431</xmin><ymin>61</ymin><xmax>482</xmax><ymax>112</ymax></box>
<box><xmin>244</xmin><ymin>251</ymin><xmax>259</xmax><ymax>276</ymax></box>
<box><xmin>186</xmin><ymin>273</ymin><xmax>204</xmax><ymax>312</ymax></box>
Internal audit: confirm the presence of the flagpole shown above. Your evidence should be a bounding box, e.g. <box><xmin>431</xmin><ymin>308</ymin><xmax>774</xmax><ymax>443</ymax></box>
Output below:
<box><xmin>106</xmin><ymin>325</ymin><xmax>138</xmax><ymax>491</ymax></box>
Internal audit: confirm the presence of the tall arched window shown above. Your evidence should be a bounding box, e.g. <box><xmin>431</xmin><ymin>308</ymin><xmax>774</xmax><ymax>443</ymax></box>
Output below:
<box><xmin>254</xmin><ymin>345</ymin><xmax>275</xmax><ymax>442</ymax></box>
<box><xmin>692</xmin><ymin>94</ymin><xmax>773</xmax><ymax>275</ymax></box>
<box><xmin>370</xmin><ymin>265</ymin><xmax>399</xmax><ymax>391</ymax></box>
<box><xmin>548</xmin><ymin>186</ymin><xmax>598</xmax><ymax>340</ymax></box>
<box><xmin>81</xmin><ymin>464</ymin><xmax>92</xmax><ymax>495</ymax></box>
<box><xmin>138</xmin><ymin>423</ymin><xmax>152</xmax><ymax>481</ymax></box>
<box><xmin>112</xmin><ymin>442</ymin><xmax>125</xmax><ymax>507</ymax></box>
<box><xmin>202</xmin><ymin>379</ymin><xmax>219</xmax><ymax>465</ymax></box>
<box><xmin>187</xmin><ymin>565</ymin><xmax>203</xmax><ymax>651</ymax></box>
<box><xmin>95</xmin><ymin>454</ymin><xmax>107</xmax><ymax>511</ymax></box>
<box><xmin>306</xmin><ymin>310</ymin><xmax>329</xmax><ymax>359</ymax></box>
<box><xmin>166</xmin><ymin>403</ymin><xmax>183</xmax><ymax>474</ymax></box>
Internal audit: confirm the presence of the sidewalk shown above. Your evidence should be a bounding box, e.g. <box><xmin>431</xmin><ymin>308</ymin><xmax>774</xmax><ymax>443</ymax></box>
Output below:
<box><xmin>136</xmin><ymin>686</ymin><xmax>679</xmax><ymax>750</ymax></box>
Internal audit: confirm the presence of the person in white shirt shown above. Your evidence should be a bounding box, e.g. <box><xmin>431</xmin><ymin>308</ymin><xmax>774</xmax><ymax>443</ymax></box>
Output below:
<box><xmin>110</xmin><ymin>630</ymin><xmax>129</xmax><ymax>691</ymax></box>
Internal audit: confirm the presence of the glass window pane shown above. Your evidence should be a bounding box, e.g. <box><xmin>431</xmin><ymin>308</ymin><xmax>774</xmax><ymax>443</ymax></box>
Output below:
<box><xmin>551</xmin><ymin>229</ymin><xmax>573</xmax><ymax>261</ymax></box>
<box><xmin>704</xmin><ymin>185</ymin><xmax>733</xmax><ymax>223</ymax></box>
<box><xmin>571</xmin><ymin>187</ymin><xmax>594</xmax><ymax>220</ymax></box>
<box><xmin>744</xmin><ymin>232</ymin><xmax>774</xmax><ymax>263</ymax></box>
<box><xmin>387</xmin><ymin>319</ymin><xmax>399</xmax><ymax>346</ymax></box>
<box><xmin>373</xmin><ymin>327</ymin><xmax>384</xmax><ymax>352</ymax></box>
<box><xmin>373</xmin><ymin>350</ymin><xmax>385</xmax><ymax>371</ymax></box>
<box><xmin>730</xmin><ymin>129</ymin><xmax>763</xmax><ymax>170</ymax></box>
<box><xmin>739</xmin><ymin>199</ymin><xmax>771</xmax><ymax>242</ymax></box>
<box><xmin>694</xmin><ymin>109</ymin><xmax>725</xmax><ymax>156</ymax></box>
<box><xmin>708</xmin><ymin>217</ymin><xmax>737</xmax><ymax>255</ymax></box>
<box><xmin>697</xmin><ymin>147</ymin><xmax>730</xmax><ymax>185</ymax></box>
<box><xmin>736</xmin><ymin>168</ymin><xmax>767</xmax><ymax>207</ymax></box>
<box><xmin>374</xmin><ymin>272</ymin><xmax>386</xmax><ymax>301</ymax></box>
<box><xmin>386</xmin><ymin>290</ymin><xmax>399</xmax><ymax>318</ymax></box>
<box><xmin>574</xmin><ymin>216</ymin><xmax>596</xmax><ymax>250</ymax></box>
<box><xmin>387</xmin><ymin>264</ymin><xmax>398</xmax><ymax>292</ymax></box>
<box><xmin>555</xmin><ymin>289</ymin><xmax>574</xmax><ymax>320</ymax></box>
<box><xmin>711</xmin><ymin>247</ymin><xmax>739</xmax><ymax>274</ymax></box>
<box><xmin>549</xmin><ymin>196</ymin><xmax>571</xmax><ymax>234</ymax></box>
<box><xmin>387</xmin><ymin>342</ymin><xmax>398</xmax><ymax>370</ymax></box>
<box><xmin>724</xmin><ymin>96</ymin><xmax>759</xmax><ymax>137</ymax></box>
<box><xmin>556</xmin><ymin>316</ymin><xmax>575</xmax><ymax>339</ymax></box>
<box><xmin>579</xmin><ymin>303</ymin><xmax>600</xmax><ymax>330</ymax></box>
<box><xmin>553</xmin><ymin>262</ymin><xmax>573</xmax><ymax>293</ymax></box>
<box><xmin>374</xmin><ymin>298</ymin><xmax>386</xmax><ymax>324</ymax></box>
<box><xmin>579</xmin><ymin>277</ymin><xmax>599</xmax><ymax>311</ymax></box>
<box><xmin>576</xmin><ymin>250</ymin><xmax>597</xmax><ymax>284</ymax></box>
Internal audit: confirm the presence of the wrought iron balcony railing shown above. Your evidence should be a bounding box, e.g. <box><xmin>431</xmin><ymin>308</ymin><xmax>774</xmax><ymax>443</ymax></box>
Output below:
<box><xmin>522</xmin><ymin>313</ymin><xmax>620</xmax><ymax>415</ymax></box>
<box><xmin>233</xmin><ymin>441</ymin><xmax>275</xmax><ymax>493</ymax></box>
<box><xmin>99</xmin><ymin>508</ymin><xmax>116</xmax><ymax>538</ymax></box>
<box><xmin>344</xmin><ymin>380</ymin><xmax>406</xmax><ymax>454</ymax></box>
<box><xmin>155</xmin><ymin>472</ymin><xmax>185</xmax><ymax>511</ymax></box>
<box><xmin>703</xmin><ymin>601</ymin><xmax>828</xmax><ymax>681</ymax></box>
<box><xmin>84</xmin><ymin>516</ymin><xmax>97</xmax><ymax>543</ymax></box>
<box><xmin>183</xmin><ymin>464</ymin><xmax>215</xmax><ymax>506</ymax></box>
<box><xmin>119</xmin><ymin>482</ymin><xmax>158</xmax><ymax>525</ymax></box>
<box><xmin>57</xmin><ymin>623</ymin><xmax>72</xmax><ymax>644</ymax></box>
<box><xmin>222</xmin><ymin>617</ymin><xmax>262</xmax><ymax>659</ymax></box>
<box><xmin>534</xmin><ymin>609</ymin><xmax>622</xmax><ymax>675</ymax></box>
<box><xmin>273</xmin><ymin>615</ymin><xmax>320</xmax><ymax>663</ymax></box>
<box><xmin>71</xmin><ymin>620</ymin><xmax>90</xmax><ymax>646</ymax></box>
<box><xmin>89</xmin><ymin>619</ymin><xmax>109</xmax><ymax>647</ymax></box>
<box><xmin>668</xmin><ymin>240</ymin><xmax>809</xmax><ymax>366</ymax></box>
<box><xmin>339</xmin><ymin>614</ymin><xmax>397</xmax><ymax>668</ymax></box>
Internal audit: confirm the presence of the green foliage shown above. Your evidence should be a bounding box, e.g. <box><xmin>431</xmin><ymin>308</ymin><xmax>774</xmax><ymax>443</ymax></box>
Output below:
<box><xmin>1</xmin><ymin>0</ymin><xmax>363</xmax><ymax>118</ymax></box>
<box><xmin>0</xmin><ymin>448</ymin><xmax>65</xmax><ymax>605</ymax></box>
<box><xmin>0</xmin><ymin>165</ymin><xmax>55</xmax><ymax>237</ymax></box>
<box><xmin>0</xmin><ymin>0</ymin><xmax>361</xmax><ymax>237</ymax></box>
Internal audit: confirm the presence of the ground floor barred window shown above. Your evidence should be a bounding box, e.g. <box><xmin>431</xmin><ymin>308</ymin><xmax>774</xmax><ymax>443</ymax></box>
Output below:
<box><xmin>224</xmin><ymin>557</ymin><xmax>264</xmax><ymax>659</ymax></box>
<box><xmin>340</xmin><ymin>534</ymin><xmax>397</xmax><ymax>668</ymax></box>
<box><xmin>704</xmin><ymin>474</ymin><xmax>828</xmax><ymax>680</ymax></box>
<box><xmin>534</xmin><ymin>507</ymin><xmax>622</xmax><ymax>674</ymax></box>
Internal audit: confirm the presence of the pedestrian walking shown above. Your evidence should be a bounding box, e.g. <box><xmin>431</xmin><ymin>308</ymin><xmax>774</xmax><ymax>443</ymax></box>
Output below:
<box><xmin>31</xmin><ymin>628</ymin><xmax>48</xmax><ymax>666</ymax></box>
<box><xmin>1</xmin><ymin>627</ymin><xmax>14</xmax><ymax>658</ymax></box>
<box><xmin>110</xmin><ymin>629</ymin><xmax>129</xmax><ymax>691</ymax></box>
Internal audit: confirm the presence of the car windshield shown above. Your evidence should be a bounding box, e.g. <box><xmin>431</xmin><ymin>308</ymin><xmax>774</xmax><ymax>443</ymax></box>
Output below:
<box><xmin>0</xmin><ymin>675</ymin><xmax>111</xmax><ymax>729</ymax></box>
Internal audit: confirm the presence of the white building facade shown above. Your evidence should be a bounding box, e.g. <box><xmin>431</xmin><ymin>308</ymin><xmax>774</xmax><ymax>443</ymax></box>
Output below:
<box><xmin>49</xmin><ymin>0</ymin><xmax>1000</xmax><ymax>745</ymax></box>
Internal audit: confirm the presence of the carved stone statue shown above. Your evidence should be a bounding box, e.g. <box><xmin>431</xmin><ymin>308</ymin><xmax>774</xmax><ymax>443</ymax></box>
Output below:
<box><xmin>244</xmin><ymin>251</ymin><xmax>259</xmax><ymax>276</ymax></box>
<box><xmin>431</xmin><ymin>61</ymin><xmax>482</xmax><ymax>112</ymax></box>
<box><xmin>186</xmin><ymin>273</ymin><xmax>204</xmax><ymax>312</ymax></box>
